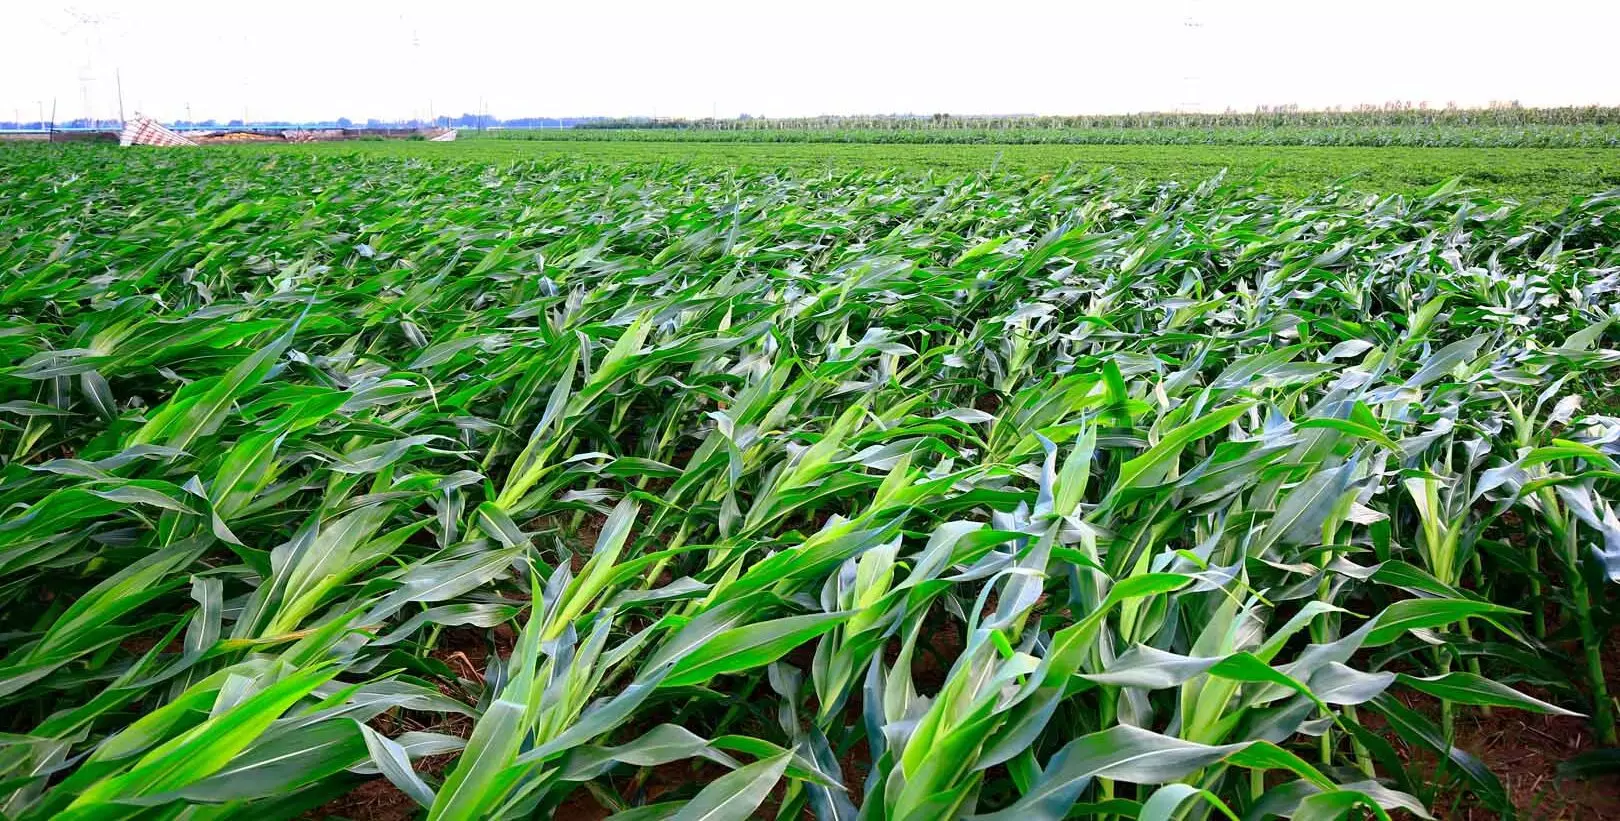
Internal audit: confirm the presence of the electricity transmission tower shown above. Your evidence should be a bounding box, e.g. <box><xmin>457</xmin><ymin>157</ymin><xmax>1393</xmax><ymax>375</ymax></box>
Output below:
<box><xmin>1175</xmin><ymin>0</ymin><xmax>1205</xmax><ymax>113</ymax></box>
<box><xmin>50</xmin><ymin>7</ymin><xmax>125</xmax><ymax>125</ymax></box>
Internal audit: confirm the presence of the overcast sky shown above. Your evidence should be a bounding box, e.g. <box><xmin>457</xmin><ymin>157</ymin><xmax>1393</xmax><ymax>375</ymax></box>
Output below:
<box><xmin>2</xmin><ymin>0</ymin><xmax>1616</xmax><ymax>123</ymax></box>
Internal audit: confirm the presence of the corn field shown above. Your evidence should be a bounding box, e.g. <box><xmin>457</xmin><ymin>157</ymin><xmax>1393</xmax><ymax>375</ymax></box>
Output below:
<box><xmin>1</xmin><ymin>145</ymin><xmax>1618</xmax><ymax>820</ymax></box>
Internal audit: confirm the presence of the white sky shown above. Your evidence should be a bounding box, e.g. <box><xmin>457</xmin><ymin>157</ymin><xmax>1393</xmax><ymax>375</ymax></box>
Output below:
<box><xmin>1</xmin><ymin>0</ymin><xmax>1616</xmax><ymax>123</ymax></box>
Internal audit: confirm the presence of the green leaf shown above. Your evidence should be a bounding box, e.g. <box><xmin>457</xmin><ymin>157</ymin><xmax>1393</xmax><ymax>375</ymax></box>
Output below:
<box><xmin>667</xmin><ymin>750</ymin><xmax>791</xmax><ymax>821</ymax></box>
<box><xmin>64</xmin><ymin>663</ymin><xmax>338</xmax><ymax>812</ymax></box>
<box><xmin>1365</xmin><ymin>598</ymin><xmax>1523</xmax><ymax>647</ymax></box>
<box><xmin>1398</xmin><ymin>671</ymin><xmax>1581</xmax><ymax>716</ymax></box>
<box><xmin>1102</xmin><ymin>402</ymin><xmax>1253</xmax><ymax>508</ymax></box>
<box><xmin>665</xmin><ymin>611</ymin><xmax>850</xmax><ymax>688</ymax></box>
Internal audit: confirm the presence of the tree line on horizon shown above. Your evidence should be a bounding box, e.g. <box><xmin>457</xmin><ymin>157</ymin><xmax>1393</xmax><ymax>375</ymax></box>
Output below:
<box><xmin>8</xmin><ymin>103</ymin><xmax>1620</xmax><ymax>133</ymax></box>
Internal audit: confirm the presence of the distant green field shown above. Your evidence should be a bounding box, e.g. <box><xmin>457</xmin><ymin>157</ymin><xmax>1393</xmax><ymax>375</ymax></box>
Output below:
<box><xmin>467</xmin><ymin>124</ymin><xmax>1620</xmax><ymax>148</ymax></box>
<box><xmin>254</xmin><ymin>139</ymin><xmax>1620</xmax><ymax>203</ymax></box>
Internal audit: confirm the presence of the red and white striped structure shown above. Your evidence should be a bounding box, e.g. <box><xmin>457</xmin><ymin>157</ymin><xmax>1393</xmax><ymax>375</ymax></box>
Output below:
<box><xmin>120</xmin><ymin>116</ymin><xmax>198</xmax><ymax>148</ymax></box>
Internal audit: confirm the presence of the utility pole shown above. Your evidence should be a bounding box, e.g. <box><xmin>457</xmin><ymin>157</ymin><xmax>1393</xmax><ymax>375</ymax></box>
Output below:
<box><xmin>115</xmin><ymin>68</ymin><xmax>125</xmax><ymax>124</ymax></box>
<box><xmin>80</xmin><ymin>70</ymin><xmax>92</xmax><ymax>126</ymax></box>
